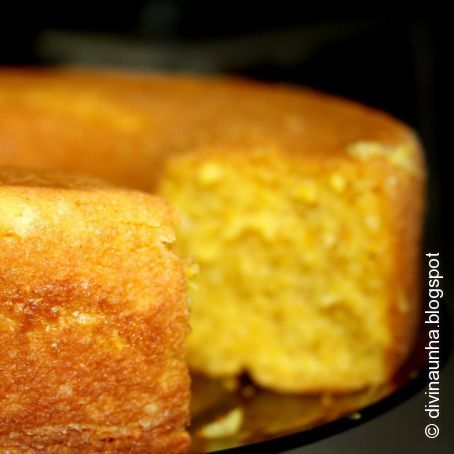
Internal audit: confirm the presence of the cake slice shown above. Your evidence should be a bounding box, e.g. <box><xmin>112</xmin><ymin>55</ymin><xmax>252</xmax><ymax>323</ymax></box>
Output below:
<box><xmin>0</xmin><ymin>167</ymin><xmax>190</xmax><ymax>452</ymax></box>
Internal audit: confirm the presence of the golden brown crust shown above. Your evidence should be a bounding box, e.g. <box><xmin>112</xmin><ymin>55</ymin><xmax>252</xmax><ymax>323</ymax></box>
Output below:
<box><xmin>384</xmin><ymin>140</ymin><xmax>426</xmax><ymax>377</ymax></box>
<box><xmin>0</xmin><ymin>168</ymin><xmax>190</xmax><ymax>452</ymax></box>
<box><xmin>0</xmin><ymin>68</ymin><xmax>416</xmax><ymax>191</ymax></box>
<box><xmin>344</xmin><ymin>140</ymin><xmax>426</xmax><ymax>381</ymax></box>
<box><xmin>1</xmin><ymin>427</ymin><xmax>190</xmax><ymax>453</ymax></box>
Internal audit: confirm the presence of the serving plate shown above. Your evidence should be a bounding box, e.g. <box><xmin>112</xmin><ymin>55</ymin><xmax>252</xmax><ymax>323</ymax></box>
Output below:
<box><xmin>189</xmin><ymin>304</ymin><xmax>452</xmax><ymax>453</ymax></box>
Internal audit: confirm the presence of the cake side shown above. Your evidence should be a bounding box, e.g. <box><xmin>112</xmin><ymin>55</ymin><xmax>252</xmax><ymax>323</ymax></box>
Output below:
<box><xmin>344</xmin><ymin>138</ymin><xmax>426</xmax><ymax>381</ymax></box>
<box><xmin>0</xmin><ymin>168</ymin><xmax>190</xmax><ymax>452</ymax></box>
<box><xmin>378</xmin><ymin>144</ymin><xmax>426</xmax><ymax>375</ymax></box>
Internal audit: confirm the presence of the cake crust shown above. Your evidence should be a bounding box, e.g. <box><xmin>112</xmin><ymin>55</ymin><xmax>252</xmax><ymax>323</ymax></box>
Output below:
<box><xmin>0</xmin><ymin>68</ymin><xmax>423</xmax><ymax>189</ymax></box>
<box><xmin>0</xmin><ymin>168</ymin><xmax>190</xmax><ymax>452</ymax></box>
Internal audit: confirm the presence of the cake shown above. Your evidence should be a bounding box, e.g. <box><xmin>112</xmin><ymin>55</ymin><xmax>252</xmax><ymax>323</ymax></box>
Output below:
<box><xmin>0</xmin><ymin>167</ymin><xmax>190</xmax><ymax>452</ymax></box>
<box><xmin>0</xmin><ymin>69</ymin><xmax>426</xmax><ymax>393</ymax></box>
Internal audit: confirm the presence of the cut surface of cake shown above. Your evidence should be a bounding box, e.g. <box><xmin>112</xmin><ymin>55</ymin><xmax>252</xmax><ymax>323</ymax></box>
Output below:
<box><xmin>161</xmin><ymin>145</ymin><xmax>424</xmax><ymax>392</ymax></box>
<box><xmin>0</xmin><ymin>167</ymin><xmax>190</xmax><ymax>452</ymax></box>
<box><xmin>0</xmin><ymin>69</ymin><xmax>426</xmax><ymax>393</ymax></box>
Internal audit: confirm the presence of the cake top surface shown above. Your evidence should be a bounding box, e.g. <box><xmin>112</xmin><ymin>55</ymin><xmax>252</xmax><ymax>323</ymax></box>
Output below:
<box><xmin>0</xmin><ymin>67</ymin><xmax>419</xmax><ymax>159</ymax></box>
<box><xmin>0</xmin><ymin>166</ymin><xmax>110</xmax><ymax>189</ymax></box>
<box><xmin>0</xmin><ymin>167</ymin><xmax>177</xmax><ymax>243</ymax></box>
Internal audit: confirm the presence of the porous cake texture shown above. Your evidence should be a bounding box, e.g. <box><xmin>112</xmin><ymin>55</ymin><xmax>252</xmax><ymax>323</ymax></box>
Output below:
<box><xmin>0</xmin><ymin>168</ymin><xmax>190</xmax><ymax>452</ymax></box>
<box><xmin>0</xmin><ymin>69</ymin><xmax>426</xmax><ymax>393</ymax></box>
<box><xmin>161</xmin><ymin>145</ymin><xmax>424</xmax><ymax>392</ymax></box>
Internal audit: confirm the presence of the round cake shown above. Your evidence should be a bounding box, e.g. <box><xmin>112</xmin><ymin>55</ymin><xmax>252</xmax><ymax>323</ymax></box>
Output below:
<box><xmin>0</xmin><ymin>68</ymin><xmax>426</xmax><ymax>393</ymax></box>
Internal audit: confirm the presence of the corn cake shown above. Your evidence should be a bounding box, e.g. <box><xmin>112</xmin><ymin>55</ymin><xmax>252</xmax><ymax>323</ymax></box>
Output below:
<box><xmin>0</xmin><ymin>69</ymin><xmax>426</xmax><ymax>392</ymax></box>
<box><xmin>0</xmin><ymin>167</ymin><xmax>190</xmax><ymax>452</ymax></box>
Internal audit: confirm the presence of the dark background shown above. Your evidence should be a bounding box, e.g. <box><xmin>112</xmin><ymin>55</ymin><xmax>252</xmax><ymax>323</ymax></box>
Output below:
<box><xmin>0</xmin><ymin>2</ymin><xmax>450</xmax><ymax>453</ymax></box>
<box><xmin>0</xmin><ymin>2</ymin><xmax>448</xmax><ymax>255</ymax></box>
